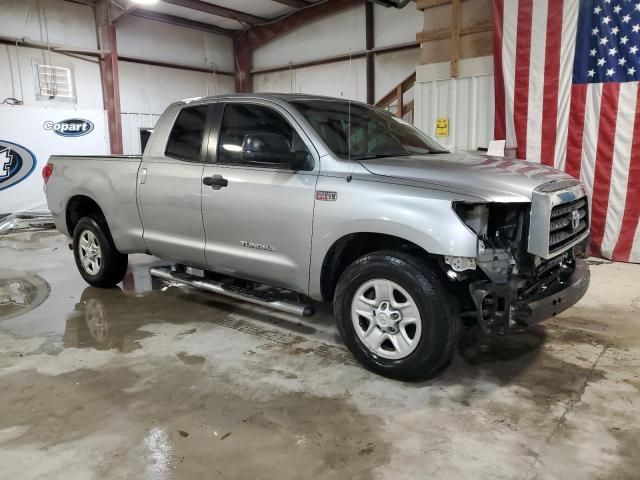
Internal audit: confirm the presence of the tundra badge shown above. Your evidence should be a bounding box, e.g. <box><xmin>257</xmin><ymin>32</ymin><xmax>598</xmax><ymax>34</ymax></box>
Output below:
<box><xmin>240</xmin><ymin>241</ymin><xmax>276</xmax><ymax>252</ymax></box>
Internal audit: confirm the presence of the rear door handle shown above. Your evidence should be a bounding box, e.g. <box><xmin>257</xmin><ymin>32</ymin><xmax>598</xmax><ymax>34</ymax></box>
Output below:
<box><xmin>203</xmin><ymin>174</ymin><xmax>228</xmax><ymax>190</ymax></box>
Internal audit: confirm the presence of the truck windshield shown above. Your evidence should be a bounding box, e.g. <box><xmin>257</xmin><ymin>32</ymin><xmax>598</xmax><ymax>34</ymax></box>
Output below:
<box><xmin>290</xmin><ymin>99</ymin><xmax>448</xmax><ymax>160</ymax></box>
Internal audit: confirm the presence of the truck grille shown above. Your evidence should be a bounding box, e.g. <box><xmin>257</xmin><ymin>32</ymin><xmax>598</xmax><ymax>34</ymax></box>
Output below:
<box><xmin>529</xmin><ymin>181</ymin><xmax>589</xmax><ymax>259</ymax></box>
<box><xmin>549</xmin><ymin>198</ymin><xmax>588</xmax><ymax>254</ymax></box>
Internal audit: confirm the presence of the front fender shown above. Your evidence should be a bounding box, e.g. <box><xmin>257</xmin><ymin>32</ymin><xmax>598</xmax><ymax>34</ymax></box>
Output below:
<box><xmin>308</xmin><ymin>176</ymin><xmax>479</xmax><ymax>299</ymax></box>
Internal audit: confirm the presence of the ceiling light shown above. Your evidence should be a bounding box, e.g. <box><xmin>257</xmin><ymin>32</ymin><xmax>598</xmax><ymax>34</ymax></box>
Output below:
<box><xmin>129</xmin><ymin>0</ymin><xmax>158</xmax><ymax>5</ymax></box>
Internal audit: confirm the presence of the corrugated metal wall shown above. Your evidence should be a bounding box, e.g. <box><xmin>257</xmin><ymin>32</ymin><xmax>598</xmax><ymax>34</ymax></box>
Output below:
<box><xmin>121</xmin><ymin>113</ymin><xmax>161</xmax><ymax>155</ymax></box>
<box><xmin>414</xmin><ymin>74</ymin><xmax>494</xmax><ymax>152</ymax></box>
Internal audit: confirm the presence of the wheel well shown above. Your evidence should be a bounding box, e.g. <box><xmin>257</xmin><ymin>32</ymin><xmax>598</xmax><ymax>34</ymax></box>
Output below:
<box><xmin>66</xmin><ymin>196</ymin><xmax>104</xmax><ymax>235</ymax></box>
<box><xmin>320</xmin><ymin>233</ymin><xmax>434</xmax><ymax>301</ymax></box>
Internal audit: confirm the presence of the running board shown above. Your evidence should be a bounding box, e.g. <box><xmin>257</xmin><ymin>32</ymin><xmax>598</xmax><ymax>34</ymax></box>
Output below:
<box><xmin>149</xmin><ymin>267</ymin><xmax>315</xmax><ymax>317</ymax></box>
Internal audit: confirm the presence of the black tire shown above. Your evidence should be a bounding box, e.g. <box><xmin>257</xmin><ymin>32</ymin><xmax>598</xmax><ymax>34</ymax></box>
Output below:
<box><xmin>72</xmin><ymin>215</ymin><xmax>128</xmax><ymax>288</ymax></box>
<box><xmin>334</xmin><ymin>251</ymin><xmax>460</xmax><ymax>381</ymax></box>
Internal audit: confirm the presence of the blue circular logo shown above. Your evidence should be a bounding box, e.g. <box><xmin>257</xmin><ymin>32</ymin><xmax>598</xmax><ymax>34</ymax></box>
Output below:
<box><xmin>0</xmin><ymin>140</ymin><xmax>37</xmax><ymax>192</ymax></box>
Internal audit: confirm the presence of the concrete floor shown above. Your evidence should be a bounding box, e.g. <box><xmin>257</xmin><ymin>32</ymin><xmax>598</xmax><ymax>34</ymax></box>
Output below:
<box><xmin>0</xmin><ymin>230</ymin><xmax>639</xmax><ymax>480</ymax></box>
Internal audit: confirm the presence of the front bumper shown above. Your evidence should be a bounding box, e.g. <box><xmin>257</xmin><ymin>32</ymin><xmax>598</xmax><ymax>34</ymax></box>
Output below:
<box><xmin>512</xmin><ymin>258</ymin><xmax>590</xmax><ymax>326</ymax></box>
<box><xmin>470</xmin><ymin>258</ymin><xmax>590</xmax><ymax>333</ymax></box>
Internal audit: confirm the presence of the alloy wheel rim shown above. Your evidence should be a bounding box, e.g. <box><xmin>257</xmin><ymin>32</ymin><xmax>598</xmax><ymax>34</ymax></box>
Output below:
<box><xmin>79</xmin><ymin>230</ymin><xmax>102</xmax><ymax>276</ymax></box>
<box><xmin>350</xmin><ymin>278</ymin><xmax>422</xmax><ymax>360</ymax></box>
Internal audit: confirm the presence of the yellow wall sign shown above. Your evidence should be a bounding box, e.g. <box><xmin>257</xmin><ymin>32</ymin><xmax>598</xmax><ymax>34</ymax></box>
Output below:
<box><xmin>436</xmin><ymin>118</ymin><xmax>449</xmax><ymax>137</ymax></box>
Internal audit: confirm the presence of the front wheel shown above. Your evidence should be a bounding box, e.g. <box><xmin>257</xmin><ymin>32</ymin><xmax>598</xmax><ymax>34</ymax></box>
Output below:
<box><xmin>334</xmin><ymin>251</ymin><xmax>460</xmax><ymax>380</ymax></box>
<box><xmin>73</xmin><ymin>216</ymin><xmax>128</xmax><ymax>288</ymax></box>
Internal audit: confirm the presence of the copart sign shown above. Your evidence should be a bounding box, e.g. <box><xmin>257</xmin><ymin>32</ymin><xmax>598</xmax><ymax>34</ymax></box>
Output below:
<box><xmin>0</xmin><ymin>140</ymin><xmax>37</xmax><ymax>192</ymax></box>
<box><xmin>43</xmin><ymin>118</ymin><xmax>94</xmax><ymax>137</ymax></box>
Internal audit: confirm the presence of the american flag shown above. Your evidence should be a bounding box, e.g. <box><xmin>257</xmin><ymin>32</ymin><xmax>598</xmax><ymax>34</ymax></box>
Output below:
<box><xmin>493</xmin><ymin>0</ymin><xmax>640</xmax><ymax>262</ymax></box>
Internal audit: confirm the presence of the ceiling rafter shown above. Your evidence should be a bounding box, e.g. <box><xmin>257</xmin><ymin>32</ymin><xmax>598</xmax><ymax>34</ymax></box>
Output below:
<box><xmin>129</xmin><ymin>9</ymin><xmax>235</xmax><ymax>35</ymax></box>
<box><xmin>270</xmin><ymin>0</ymin><xmax>312</xmax><ymax>8</ymax></box>
<box><xmin>160</xmin><ymin>0</ymin><xmax>267</xmax><ymax>25</ymax></box>
<box><xmin>237</xmin><ymin>0</ymin><xmax>364</xmax><ymax>50</ymax></box>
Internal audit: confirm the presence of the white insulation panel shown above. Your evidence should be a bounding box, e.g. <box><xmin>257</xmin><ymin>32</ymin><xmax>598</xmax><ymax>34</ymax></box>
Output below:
<box><xmin>121</xmin><ymin>113</ymin><xmax>161</xmax><ymax>155</ymax></box>
<box><xmin>414</xmin><ymin>74</ymin><xmax>495</xmax><ymax>152</ymax></box>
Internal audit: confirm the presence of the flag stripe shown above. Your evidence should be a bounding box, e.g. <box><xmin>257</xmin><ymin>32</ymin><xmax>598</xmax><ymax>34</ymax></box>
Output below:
<box><xmin>525</xmin><ymin>0</ymin><xmax>549</xmax><ymax>164</ymax></box>
<box><xmin>612</xmin><ymin>86</ymin><xmax>640</xmax><ymax>261</ymax></box>
<box><xmin>502</xmin><ymin>0</ymin><xmax>519</xmax><ymax>149</ymax></box>
<box><xmin>579</xmin><ymin>83</ymin><xmax>602</xmax><ymax>219</ymax></box>
<box><xmin>554</xmin><ymin>0</ymin><xmax>580</xmax><ymax>172</ymax></box>
<box><xmin>565</xmin><ymin>84</ymin><xmax>588</xmax><ymax>179</ymax></box>
<box><xmin>493</xmin><ymin>0</ymin><xmax>506</xmax><ymax>142</ymax></box>
<box><xmin>513</xmin><ymin>0</ymin><xmax>534</xmax><ymax>158</ymax></box>
<box><xmin>600</xmin><ymin>82</ymin><xmax>638</xmax><ymax>258</ymax></box>
<box><xmin>589</xmin><ymin>83</ymin><xmax>621</xmax><ymax>256</ymax></box>
<box><xmin>539</xmin><ymin>0</ymin><xmax>564</xmax><ymax>167</ymax></box>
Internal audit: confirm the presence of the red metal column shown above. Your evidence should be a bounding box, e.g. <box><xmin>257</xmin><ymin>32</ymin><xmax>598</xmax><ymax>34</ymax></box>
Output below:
<box><xmin>233</xmin><ymin>37</ymin><xmax>253</xmax><ymax>93</ymax></box>
<box><xmin>99</xmin><ymin>23</ymin><xmax>123</xmax><ymax>154</ymax></box>
<box><xmin>96</xmin><ymin>0</ymin><xmax>123</xmax><ymax>155</ymax></box>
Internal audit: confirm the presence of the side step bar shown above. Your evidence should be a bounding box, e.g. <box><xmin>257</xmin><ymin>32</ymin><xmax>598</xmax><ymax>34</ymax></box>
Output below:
<box><xmin>149</xmin><ymin>267</ymin><xmax>315</xmax><ymax>317</ymax></box>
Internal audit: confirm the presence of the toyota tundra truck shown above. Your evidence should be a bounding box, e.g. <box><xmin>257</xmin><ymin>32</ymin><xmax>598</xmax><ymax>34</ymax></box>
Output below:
<box><xmin>44</xmin><ymin>94</ymin><xmax>590</xmax><ymax>380</ymax></box>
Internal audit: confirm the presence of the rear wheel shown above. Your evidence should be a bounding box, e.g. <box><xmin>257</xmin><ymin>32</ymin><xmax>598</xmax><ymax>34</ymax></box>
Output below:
<box><xmin>73</xmin><ymin>216</ymin><xmax>128</xmax><ymax>287</ymax></box>
<box><xmin>334</xmin><ymin>251</ymin><xmax>460</xmax><ymax>380</ymax></box>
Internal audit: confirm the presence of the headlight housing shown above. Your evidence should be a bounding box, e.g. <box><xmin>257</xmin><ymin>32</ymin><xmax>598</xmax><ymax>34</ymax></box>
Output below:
<box><xmin>453</xmin><ymin>202</ymin><xmax>529</xmax><ymax>244</ymax></box>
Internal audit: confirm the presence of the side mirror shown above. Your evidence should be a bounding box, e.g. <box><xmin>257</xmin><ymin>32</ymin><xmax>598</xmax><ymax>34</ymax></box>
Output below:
<box><xmin>241</xmin><ymin>133</ymin><xmax>308</xmax><ymax>169</ymax></box>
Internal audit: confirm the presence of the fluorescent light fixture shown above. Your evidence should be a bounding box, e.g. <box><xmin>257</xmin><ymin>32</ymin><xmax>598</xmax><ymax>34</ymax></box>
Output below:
<box><xmin>130</xmin><ymin>0</ymin><xmax>158</xmax><ymax>5</ymax></box>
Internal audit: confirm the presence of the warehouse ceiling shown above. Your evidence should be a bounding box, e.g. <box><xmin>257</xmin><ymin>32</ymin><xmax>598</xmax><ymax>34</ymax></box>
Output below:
<box><xmin>65</xmin><ymin>0</ymin><xmax>410</xmax><ymax>36</ymax></box>
<box><xmin>77</xmin><ymin>0</ymin><xmax>328</xmax><ymax>34</ymax></box>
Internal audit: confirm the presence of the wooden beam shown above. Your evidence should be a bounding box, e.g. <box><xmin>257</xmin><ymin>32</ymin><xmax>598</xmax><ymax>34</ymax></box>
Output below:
<box><xmin>271</xmin><ymin>0</ymin><xmax>311</xmax><ymax>7</ymax></box>
<box><xmin>404</xmin><ymin>99</ymin><xmax>414</xmax><ymax>115</ymax></box>
<box><xmin>450</xmin><ymin>0</ymin><xmax>461</xmax><ymax>77</ymax></box>
<box><xmin>129</xmin><ymin>10</ymin><xmax>235</xmax><ymax>35</ymax></box>
<box><xmin>161</xmin><ymin>0</ymin><xmax>267</xmax><ymax>25</ymax></box>
<box><xmin>415</xmin><ymin>19</ymin><xmax>492</xmax><ymax>43</ymax></box>
<box><xmin>365</xmin><ymin>1</ymin><xmax>374</xmax><ymax>104</ymax></box>
<box><xmin>396</xmin><ymin>84</ymin><xmax>404</xmax><ymax>116</ymax></box>
<box><xmin>376</xmin><ymin>71</ymin><xmax>416</xmax><ymax>108</ymax></box>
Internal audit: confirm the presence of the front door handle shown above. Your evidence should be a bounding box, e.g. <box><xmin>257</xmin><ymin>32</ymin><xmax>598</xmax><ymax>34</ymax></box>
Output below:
<box><xmin>203</xmin><ymin>174</ymin><xmax>228</xmax><ymax>190</ymax></box>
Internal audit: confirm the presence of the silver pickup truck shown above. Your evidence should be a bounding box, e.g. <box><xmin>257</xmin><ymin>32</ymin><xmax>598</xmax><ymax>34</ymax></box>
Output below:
<box><xmin>44</xmin><ymin>94</ymin><xmax>590</xmax><ymax>380</ymax></box>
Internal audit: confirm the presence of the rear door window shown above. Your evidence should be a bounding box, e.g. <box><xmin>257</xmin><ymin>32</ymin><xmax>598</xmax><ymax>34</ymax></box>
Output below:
<box><xmin>165</xmin><ymin>105</ymin><xmax>209</xmax><ymax>163</ymax></box>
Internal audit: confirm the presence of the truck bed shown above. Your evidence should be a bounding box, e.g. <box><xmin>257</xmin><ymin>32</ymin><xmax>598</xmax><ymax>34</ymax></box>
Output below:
<box><xmin>48</xmin><ymin>155</ymin><xmax>142</xmax><ymax>161</ymax></box>
<box><xmin>45</xmin><ymin>154</ymin><xmax>146</xmax><ymax>253</ymax></box>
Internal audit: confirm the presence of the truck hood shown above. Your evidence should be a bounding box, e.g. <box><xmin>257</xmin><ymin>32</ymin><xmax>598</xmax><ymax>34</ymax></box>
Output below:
<box><xmin>359</xmin><ymin>153</ymin><xmax>573</xmax><ymax>202</ymax></box>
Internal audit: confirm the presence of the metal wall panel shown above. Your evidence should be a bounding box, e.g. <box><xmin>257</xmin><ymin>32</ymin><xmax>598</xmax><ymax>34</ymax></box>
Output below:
<box><xmin>414</xmin><ymin>74</ymin><xmax>494</xmax><ymax>152</ymax></box>
<box><xmin>121</xmin><ymin>113</ymin><xmax>161</xmax><ymax>155</ymax></box>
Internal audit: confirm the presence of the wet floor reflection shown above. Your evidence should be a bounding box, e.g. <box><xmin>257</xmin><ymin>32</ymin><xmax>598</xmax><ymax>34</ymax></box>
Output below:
<box><xmin>0</xmin><ymin>253</ymin><xmax>320</xmax><ymax>352</ymax></box>
<box><xmin>1</xmin><ymin>232</ymin><xmax>550</xmax><ymax>381</ymax></box>
<box><xmin>0</xmin><ymin>230</ymin><xmax>62</xmax><ymax>251</ymax></box>
<box><xmin>0</xmin><ymin>270</ymin><xmax>51</xmax><ymax>322</ymax></box>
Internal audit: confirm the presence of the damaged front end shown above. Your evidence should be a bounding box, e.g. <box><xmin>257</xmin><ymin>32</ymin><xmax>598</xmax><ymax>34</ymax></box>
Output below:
<box><xmin>449</xmin><ymin>187</ymin><xmax>590</xmax><ymax>335</ymax></box>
